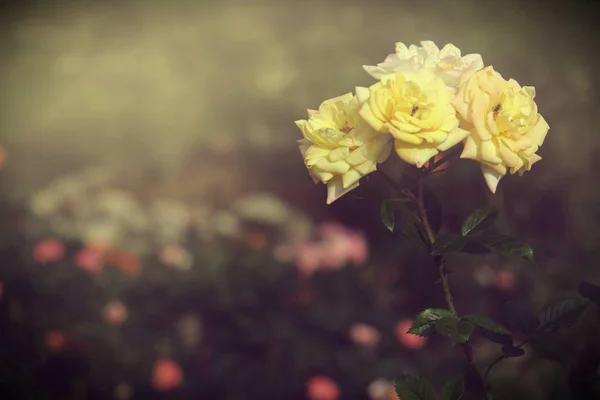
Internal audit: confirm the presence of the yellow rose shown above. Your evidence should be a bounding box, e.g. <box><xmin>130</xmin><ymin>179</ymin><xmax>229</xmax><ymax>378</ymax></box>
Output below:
<box><xmin>357</xmin><ymin>69</ymin><xmax>469</xmax><ymax>168</ymax></box>
<box><xmin>295</xmin><ymin>93</ymin><xmax>392</xmax><ymax>205</ymax></box>
<box><xmin>453</xmin><ymin>66</ymin><xmax>549</xmax><ymax>193</ymax></box>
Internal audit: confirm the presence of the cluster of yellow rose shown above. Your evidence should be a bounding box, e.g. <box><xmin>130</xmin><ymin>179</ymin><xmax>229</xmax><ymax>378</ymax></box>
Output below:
<box><xmin>295</xmin><ymin>41</ymin><xmax>549</xmax><ymax>204</ymax></box>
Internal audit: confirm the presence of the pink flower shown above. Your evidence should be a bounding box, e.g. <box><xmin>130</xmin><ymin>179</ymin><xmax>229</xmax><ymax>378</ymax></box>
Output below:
<box><xmin>44</xmin><ymin>330</ymin><xmax>66</xmax><ymax>352</ymax></box>
<box><xmin>152</xmin><ymin>359</ymin><xmax>183</xmax><ymax>391</ymax></box>
<box><xmin>0</xmin><ymin>145</ymin><xmax>5</xmax><ymax>169</ymax></box>
<box><xmin>74</xmin><ymin>247</ymin><xmax>104</xmax><ymax>273</ymax></box>
<box><xmin>295</xmin><ymin>242</ymin><xmax>325</xmax><ymax>277</ymax></box>
<box><xmin>32</xmin><ymin>238</ymin><xmax>65</xmax><ymax>264</ymax></box>
<box><xmin>495</xmin><ymin>269</ymin><xmax>517</xmax><ymax>291</ymax></box>
<box><xmin>306</xmin><ymin>376</ymin><xmax>340</xmax><ymax>400</ymax></box>
<box><xmin>349</xmin><ymin>323</ymin><xmax>381</xmax><ymax>348</ymax></box>
<box><xmin>103</xmin><ymin>301</ymin><xmax>128</xmax><ymax>325</ymax></box>
<box><xmin>158</xmin><ymin>244</ymin><xmax>192</xmax><ymax>270</ymax></box>
<box><xmin>319</xmin><ymin>223</ymin><xmax>368</xmax><ymax>268</ymax></box>
<box><xmin>395</xmin><ymin>319</ymin><xmax>427</xmax><ymax>349</ymax></box>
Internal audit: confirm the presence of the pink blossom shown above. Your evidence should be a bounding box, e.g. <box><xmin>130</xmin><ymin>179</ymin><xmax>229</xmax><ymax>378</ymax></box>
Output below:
<box><xmin>44</xmin><ymin>330</ymin><xmax>66</xmax><ymax>352</ymax></box>
<box><xmin>152</xmin><ymin>359</ymin><xmax>183</xmax><ymax>391</ymax></box>
<box><xmin>32</xmin><ymin>238</ymin><xmax>66</xmax><ymax>264</ymax></box>
<box><xmin>103</xmin><ymin>301</ymin><xmax>128</xmax><ymax>325</ymax></box>
<box><xmin>0</xmin><ymin>145</ymin><xmax>5</xmax><ymax>169</ymax></box>
<box><xmin>74</xmin><ymin>247</ymin><xmax>104</xmax><ymax>273</ymax></box>
<box><xmin>158</xmin><ymin>244</ymin><xmax>192</xmax><ymax>270</ymax></box>
<box><xmin>395</xmin><ymin>319</ymin><xmax>427</xmax><ymax>349</ymax></box>
<box><xmin>349</xmin><ymin>323</ymin><xmax>381</xmax><ymax>348</ymax></box>
<box><xmin>306</xmin><ymin>376</ymin><xmax>340</xmax><ymax>400</ymax></box>
<box><xmin>495</xmin><ymin>269</ymin><xmax>517</xmax><ymax>291</ymax></box>
<box><xmin>319</xmin><ymin>223</ymin><xmax>369</xmax><ymax>268</ymax></box>
<box><xmin>295</xmin><ymin>242</ymin><xmax>325</xmax><ymax>277</ymax></box>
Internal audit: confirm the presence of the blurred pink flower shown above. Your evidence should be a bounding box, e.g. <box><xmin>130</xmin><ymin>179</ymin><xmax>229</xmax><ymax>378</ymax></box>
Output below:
<box><xmin>395</xmin><ymin>319</ymin><xmax>427</xmax><ymax>349</ymax></box>
<box><xmin>158</xmin><ymin>244</ymin><xmax>193</xmax><ymax>270</ymax></box>
<box><xmin>495</xmin><ymin>269</ymin><xmax>517</xmax><ymax>291</ymax></box>
<box><xmin>293</xmin><ymin>222</ymin><xmax>369</xmax><ymax>277</ymax></box>
<box><xmin>32</xmin><ymin>238</ymin><xmax>66</xmax><ymax>264</ymax></box>
<box><xmin>103</xmin><ymin>301</ymin><xmax>128</xmax><ymax>325</ymax></box>
<box><xmin>367</xmin><ymin>379</ymin><xmax>395</xmax><ymax>400</ymax></box>
<box><xmin>44</xmin><ymin>330</ymin><xmax>66</xmax><ymax>352</ymax></box>
<box><xmin>295</xmin><ymin>242</ymin><xmax>325</xmax><ymax>277</ymax></box>
<box><xmin>152</xmin><ymin>359</ymin><xmax>183</xmax><ymax>391</ymax></box>
<box><xmin>0</xmin><ymin>145</ymin><xmax>5</xmax><ymax>169</ymax></box>
<box><xmin>306</xmin><ymin>376</ymin><xmax>340</xmax><ymax>400</ymax></box>
<box><xmin>319</xmin><ymin>223</ymin><xmax>369</xmax><ymax>268</ymax></box>
<box><xmin>75</xmin><ymin>247</ymin><xmax>104</xmax><ymax>274</ymax></box>
<box><xmin>349</xmin><ymin>323</ymin><xmax>381</xmax><ymax>348</ymax></box>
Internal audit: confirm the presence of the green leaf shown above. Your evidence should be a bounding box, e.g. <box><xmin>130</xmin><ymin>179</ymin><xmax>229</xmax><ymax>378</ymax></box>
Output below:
<box><xmin>408</xmin><ymin>308</ymin><xmax>455</xmax><ymax>337</ymax></box>
<box><xmin>530</xmin><ymin>332</ymin><xmax>571</xmax><ymax>364</ymax></box>
<box><xmin>578</xmin><ymin>280</ymin><xmax>600</xmax><ymax>307</ymax></box>
<box><xmin>481</xmin><ymin>329</ymin><xmax>513</xmax><ymax>346</ymax></box>
<box><xmin>381</xmin><ymin>200</ymin><xmax>395</xmax><ymax>233</ymax></box>
<box><xmin>460</xmin><ymin>239</ymin><xmax>492</xmax><ymax>254</ymax></box>
<box><xmin>501</xmin><ymin>344</ymin><xmax>525</xmax><ymax>358</ymax></box>
<box><xmin>453</xmin><ymin>320</ymin><xmax>475</xmax><ymax>344</ymax></box>
<box><xmin>504</xmin><ymin>301</ymin><xmax>538</xmax><ymax>336</ymax></box>
<box><xmin>434</xmin><ymin>318</ymin><xmax>474</xmax><ymax>343</ymax></box>
<box><xmin>478</xmin><ymin>233</ymin><xmax>535</xmax><ymax>263</ymax></box>
<box><xmin>435</xmin><ymin>317</ymin><xmax>459</xmax><ymax>335</ymax></box>
<box><xmin>462</xmin><ymin>314</ymin><xmax>510</xmax><ymax>335</ymax></box>
<box><xmin>461</xmin><ymin>206</ymin><xmax>499</xmax><ymax>236</ymax></box>
<box><xmin>538</xmin><ymin>298</ymin><xmax>589</xmax><ymax>332</ymax></box>
<box><xmin>431</xmin><ymin>234</ymin><xmax>468</xmax><ymax>256</ymax></box>
<box><xmin>441</xmin><ymin>376</ymin><xmax>465</xmax><ymax>400</ymax></box>
<box><xmin>395</xmin><ymin>375</ymin><xmax>436</xmax><ymax>400</ymax></box>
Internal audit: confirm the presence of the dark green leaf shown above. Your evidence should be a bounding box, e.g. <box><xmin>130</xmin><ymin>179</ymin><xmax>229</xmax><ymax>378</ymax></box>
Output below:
<box><xmin>538</xmin><ymin>298</ymin><xmax>589</xmax><ymax>332</ymax></box>
<box><xmin>504</xmin><ymin>301</ymin><xmax>538</xmax><ymax>336</ymax></box>
<box><xmin>478</xmin><ymin>233</ymin><xmax>535</xmax><ymax>263</ymax></box>
<box><xmin>462</xmin><ymin>314</ymin><xmax>510</xmax><ymax>335</ymax></box>
<box><xmin>501</xmin><ymin>344</ymin><xmax>525</xmax><ymax>358</ymax></box>
<box><xmin>453</xmin><ymin>320</ymin><xmax>475</xmax><ymax>344</ymax></box>
<box><xmin>381</xmin><ymin>200</ymin><xmax>395</xmax><ymax>233</ymax></box>
<box><xmin>435</xmin><ymin>317</ymin><xmax>459</xmax><ymax>335</ymax></box>
<box><xmin>431</xmin><ymin>234</ymin><xmax>468</xmax><ymax>256</ymax></box>
<box><xmin>395</xmin><ymin>375</ymin><xmax>436</xmax><ymax>400</ymax></box>
<box><xmin>408</xmin><ymin>308</ymin><xmax>455</xmax><ymax>336</ymax></box>
<box><xmin>530</xmin><ymin>332</ymin><xmax>571</xmax><ymax>364</ymax></box>
<box><xmin>441</xmin><ymin>376</ymin><xmax>465</xmax><ymax>400</ymax></box>
<box><xmin>433</xmin><ymin>318</ymin><xmax>473</xmax><ymax>343</ymax></box>
<box><xmin>578</xmin><ymin>280</ymin><xmax>600</xmax><ymax>307</ymax></box>
<box><xmin>461</xmin><ymin>206</ymin><xmax>499</xmax><ymax>236</ymax></box>
<box><xmin>481</xmin><ymin>329</ymin><xmax>513</xmax><ymax>346</ymax></box>
<box><xmin>460</xmin><ymin>239</ymin><xmax>492</xmax><ymax>254</ymax></box>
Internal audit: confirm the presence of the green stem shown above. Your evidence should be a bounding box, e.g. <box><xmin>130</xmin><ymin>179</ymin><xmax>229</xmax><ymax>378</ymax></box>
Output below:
<box><xmin>415</xmin><ymin>172</ymin><xmax>489</xmax><ymax>396</ymax></box>
<box><xmin>484</xmin><ymin>340</ymin><xmax>528</xmax><ymax>383</ymax></box>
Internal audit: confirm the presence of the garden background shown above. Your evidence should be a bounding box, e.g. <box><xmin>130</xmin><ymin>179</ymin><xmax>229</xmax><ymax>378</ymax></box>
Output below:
<box><xmin>0</xmin><ymin>0</ymin><xmax>599</xmax><ymax>399</ymax></box>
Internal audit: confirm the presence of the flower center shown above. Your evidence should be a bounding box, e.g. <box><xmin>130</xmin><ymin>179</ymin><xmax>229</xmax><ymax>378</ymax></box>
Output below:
<box><xmin>492</xmin><ymin>104</ymin><xmax>501</xmax><ymax>120</ymax></box>
<box><xmin>340</xmin><ymin>124</ymin><xmax>352</xmax><ymax>134</ymax></box>
<box><xmin>410</xmin><ymin>105</ymin><xmax>419</xmax><ymax>117</ymax></box>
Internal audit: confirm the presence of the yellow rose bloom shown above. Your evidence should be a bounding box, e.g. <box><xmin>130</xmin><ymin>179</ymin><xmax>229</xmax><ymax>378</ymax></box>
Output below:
<box><xmin>295</xmin><ymin>93</ymin><xmax>392</xmax><ymax>205</ymax></box>
<box><xmin>453</xmin><ymin>66</ymin><xmax>550</xmax><ymax>193</ymax></box>
<box><xmin>357</xmin><ymin>69</ymin><xmax>470</xmax><ymax>168</ymax></box>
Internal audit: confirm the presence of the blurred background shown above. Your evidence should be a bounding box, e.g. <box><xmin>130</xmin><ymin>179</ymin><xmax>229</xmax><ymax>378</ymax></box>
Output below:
<box><xmin>0</xmin><ymin>0</ymin><xmax>599</xmax><ymax>399</ymax></box>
